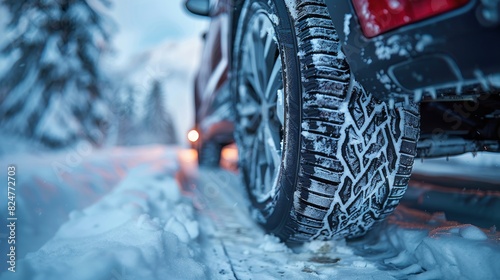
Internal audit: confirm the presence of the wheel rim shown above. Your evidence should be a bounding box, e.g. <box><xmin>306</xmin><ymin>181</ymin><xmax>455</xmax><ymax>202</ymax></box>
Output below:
<box><xmin>237</xmin><ymin>12</ymin><xmax>284</xmax><ymax>203</ymax></box>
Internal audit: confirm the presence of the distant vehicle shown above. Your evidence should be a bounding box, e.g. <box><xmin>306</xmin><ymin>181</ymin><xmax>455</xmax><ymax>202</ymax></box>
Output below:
<box><xmin>186</xmin><ymin>0</ymin><xmax>500</xmax><ymax>242</ymax></box>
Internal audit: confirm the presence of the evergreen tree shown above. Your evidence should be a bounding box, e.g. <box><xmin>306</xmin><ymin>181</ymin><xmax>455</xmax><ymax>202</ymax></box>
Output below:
<box><xmin>116</xmin><ymin>85</ymin><xmax>137</xmax><ymax>146</ymax></box>
<box><xmin>143</xmin><ymin>80</ymin><xmax>177</xmax><ymax>145</ymax></box>
<box><xmin>0</xmin><ymin>0</ymin><xmax>113</xmax><ymax>147</ymax></box>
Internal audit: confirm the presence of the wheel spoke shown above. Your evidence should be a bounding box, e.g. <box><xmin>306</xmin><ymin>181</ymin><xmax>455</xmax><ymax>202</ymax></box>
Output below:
<box><xmin>250</xmin><ymin>24</ymin><xmax>267</xmax><ymax>96</ymax></box>
<box><xmin>239</xmin><ymin>79</ymin><xmax>261</xmax><ymax>107</ymax></box>
<box><xmin>238</xmin><ymin>102</ymin><xmax>259</xmax><ymax>118</ymax></box>
<box><xmin>248</xmin><ymin>38</ymin><xmax>264</xmax><ymax>96</ymax></box>
<box><xmin>263</xmin><ymin>120</ymin><xmax>281</xmax><ymax>168</ymax></box>
<box><xmin>254</xmin><ymin>126</ymin><xmax>268</xmax><ymax>196</ymax></box>
<box><xmin>262</xmin><ymin>19</ymin><xmax>275</xmax><ymax>79</ymax></box>
<box><xmin>241</xmin><ymin>48</ymin><xmax>263</xmax><ymax>103</ymax></box>
<box><xmin>264</xmin><ymin>56</ymin><xmax>282</xmax><ymax>103</ymax></box>
<box><xmin>249</xmin><ymin>129</ymin><xmax>260</xmax><ymax>194</ymax></box>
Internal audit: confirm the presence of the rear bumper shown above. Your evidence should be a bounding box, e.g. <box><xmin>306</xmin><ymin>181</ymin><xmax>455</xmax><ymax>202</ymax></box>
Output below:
<box><xmin>325</xmin><ymin>0</ymin><xmax>500</xmax><ymax>100</ymax></box>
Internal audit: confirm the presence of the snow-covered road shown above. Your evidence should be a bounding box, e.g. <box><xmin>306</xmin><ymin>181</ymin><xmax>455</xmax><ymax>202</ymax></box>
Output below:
<box><xmin>180</xmin><ymin>151</ymin><xmax>500</xmax><ymax>280</ymax></box>
<box><xmin>0</xmin><ymin>145</ymin><xmax>499</xmax><ymax>279</ymax></box>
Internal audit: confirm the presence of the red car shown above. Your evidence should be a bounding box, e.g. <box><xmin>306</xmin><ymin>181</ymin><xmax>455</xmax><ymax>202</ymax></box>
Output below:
<box><xmin>186</xmin><ymin>0</ymin><xmax>500</xmax><ymax>242</ymax></box>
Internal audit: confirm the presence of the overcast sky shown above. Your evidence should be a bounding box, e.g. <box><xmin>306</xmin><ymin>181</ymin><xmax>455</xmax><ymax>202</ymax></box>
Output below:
<box><xmin>108</xmin><ymin>0</ymin><xmax>208</xmax><ymax>65</ymax></box>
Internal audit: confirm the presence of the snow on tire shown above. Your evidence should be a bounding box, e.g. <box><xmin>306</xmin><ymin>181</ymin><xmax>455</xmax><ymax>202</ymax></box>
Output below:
<box><xmin>233</xmin><ymin>0</ymin><xmax>421</xmax><ymax>242</ymax></box>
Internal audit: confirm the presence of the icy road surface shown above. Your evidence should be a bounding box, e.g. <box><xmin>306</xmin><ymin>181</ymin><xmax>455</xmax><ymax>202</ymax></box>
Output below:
<box><xmin>0</xmin><ymin>145</ymin><xmax>499</xmax><ymax>280</ymax></box>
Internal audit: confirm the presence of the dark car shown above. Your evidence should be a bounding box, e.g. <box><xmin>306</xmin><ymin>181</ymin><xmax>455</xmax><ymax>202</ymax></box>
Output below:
<box><xmin>185</xmin><ymin>0</ymin><xmax>500</xmax><ymax>242</ymax></box>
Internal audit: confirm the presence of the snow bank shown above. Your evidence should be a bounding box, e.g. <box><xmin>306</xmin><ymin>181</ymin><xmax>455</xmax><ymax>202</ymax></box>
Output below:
<box><xmin>0</xmin><ymin>134</ymin><xmax>47</xmax><ymax>156</ymax></box>
<box><xmin>356</xmin><ymin>206</ymin><xmax>500</xmax><ymax>280</ymax></box>
<box><xmin>0</xmin><ymin>145</ymin><xmax>179</xmax><ymax>261</ymax></box>
<box><xmin>2</xmin><ymin>164</ymin><xmax>206</xmax><ymax>280</ymax></box>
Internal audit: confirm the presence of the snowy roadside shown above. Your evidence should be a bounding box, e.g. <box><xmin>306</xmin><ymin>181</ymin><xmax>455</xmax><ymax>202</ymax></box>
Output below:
<box><xmin>0</xmin><ymin>145</ymin><xmax>207</xmax><ymax>280</ymax></box>
<box><xmin>350</xmin><ymin>206</ymin><xmax>500</xmax><ymax>280</ymax></box>
<box><xmin>3</xmin><ymin>166</ymin><xmax>206</xmax><ymax>280</ymax></box>
<box><xmin>0</xmin><ymin>145</ymin><xmax>178</xmax><ymax>260</ymax></box>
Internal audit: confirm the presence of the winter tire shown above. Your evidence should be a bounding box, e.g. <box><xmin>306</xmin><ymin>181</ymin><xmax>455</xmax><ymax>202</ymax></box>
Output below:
<box><xmin>233</xmin><ymin>0</ymin><xmax>420</xmax><ymax>242</ymax></box>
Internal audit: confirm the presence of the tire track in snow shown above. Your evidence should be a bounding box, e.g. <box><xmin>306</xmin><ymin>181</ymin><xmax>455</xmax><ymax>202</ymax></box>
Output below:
<box><xmin>178</xmin><ymin>161</ymin><xmax>398</xmax><ymax>279</ymax></box>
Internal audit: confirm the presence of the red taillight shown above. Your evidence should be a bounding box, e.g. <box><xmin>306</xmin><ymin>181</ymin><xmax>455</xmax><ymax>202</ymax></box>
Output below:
<box><xmin>352</xmin><ymin>0</ymin><xmax>470</xmax><ymax>37</ymax></box>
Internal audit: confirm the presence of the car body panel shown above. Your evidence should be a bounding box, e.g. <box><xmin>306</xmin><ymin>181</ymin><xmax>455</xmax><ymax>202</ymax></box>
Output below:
<box><xmin>325</xmin><ymin>0</ymin><xmax>500</xmax><ymax>100</ymax></box>
<box><xmin>193</xmin><ymin>0</ymin><xmax>235</xmax><ymax>144</ymax></box>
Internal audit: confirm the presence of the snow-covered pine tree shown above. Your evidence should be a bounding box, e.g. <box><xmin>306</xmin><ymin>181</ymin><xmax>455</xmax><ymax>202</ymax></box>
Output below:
<box><xmin>143</xmin><ymin>80</ymin><xmax>177</xmax><ymax>145</ymax></box>
<box><xmin>115</xmin><ymin>85</ymin><xmax>138</xmax><ymax>146</ymax></box>
<box><xmin>0</xmin><ymin>0</ymin><xmax>112</xmax><ymax>147</ymax></box>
